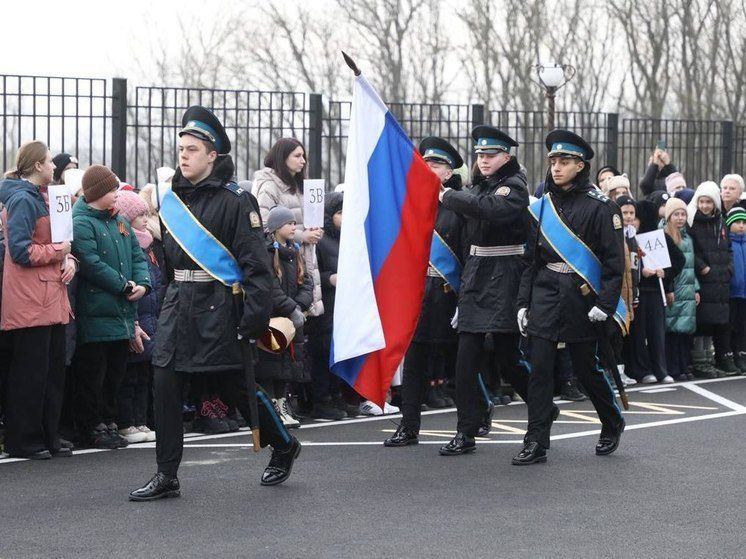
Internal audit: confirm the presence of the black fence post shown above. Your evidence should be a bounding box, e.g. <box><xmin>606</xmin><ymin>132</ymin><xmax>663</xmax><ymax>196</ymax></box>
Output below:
<box><xmin>308</xmin><ymin>93</ymin><xmax>323</xmax><ymax>180</ymax></box>
<box><xmin>606</xmin><ymin>113</ymin><xmax>619</xmax><ymax>169</ymax></box>
<box><xmin>111</xmin><ymin>78</ymin><xmax>127</xmax><ymax>179</ymax></box>
<box><xmin>722</xmin><ymin>120</ymin><xmax>734</xmax><ymax>177</ymax></box>
<box><xmin>471</xmin><ymin>104</ymin><xmax>484</xmax><ymax>129</ymax></box>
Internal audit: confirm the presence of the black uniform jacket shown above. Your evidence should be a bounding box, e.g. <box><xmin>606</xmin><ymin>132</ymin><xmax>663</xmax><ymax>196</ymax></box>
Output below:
<box><xmin>152</xmin><ymin>156</ymin><xmax>273</xmax><ymax>373</ymax></box>
<box><xmin>412</xmin><ymin>174</ymin><xmax>466</xmax><ymax>344</ymax></box>
<box><xmin>441</xmin><ymin>157</ymin><xmax>529</xmax><ymax>333</ymax></box>
<box><xmin>517</xmin><ymin>177</ymin><xmax>625</xmax><ymax>343</ymax></box>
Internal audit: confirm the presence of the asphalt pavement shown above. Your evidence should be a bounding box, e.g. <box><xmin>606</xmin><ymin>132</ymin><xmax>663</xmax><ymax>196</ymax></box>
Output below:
<box><xmin>1</xmin><ymin>376</ymin><xmax>745</xmax><ymax>558</ymax></box>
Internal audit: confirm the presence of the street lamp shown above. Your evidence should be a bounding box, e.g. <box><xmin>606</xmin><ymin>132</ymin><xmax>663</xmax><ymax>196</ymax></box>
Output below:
<box><xmin>534</xmin><ymin>63</ymin><xmax>576</xmax><ymax>131</ymax></box>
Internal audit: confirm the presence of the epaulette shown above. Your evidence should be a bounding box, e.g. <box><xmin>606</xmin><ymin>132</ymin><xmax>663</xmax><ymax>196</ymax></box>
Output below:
<box><xmin>221</xmin><ymin>181</ymin><xmax>245</xmax><ymax>196</ymax></box>
<box><xmin>587</xmin><ymin>188</ymin><xmax>610</xmax><ymax>203</ymax></box>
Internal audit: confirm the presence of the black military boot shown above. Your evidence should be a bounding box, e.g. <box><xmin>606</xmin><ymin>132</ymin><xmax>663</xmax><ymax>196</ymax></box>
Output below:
<box><xmin>383</xmin><ymin>424</ymin><xmax>419</xmax><ymax>447</ymax></box>
<box><xmin>438</xmin><ymin>432</ymin><xmax>476</xmax><ymax>456</ymax></box>
<box><xmin>261</xmin><ymin>436</ymin><xmax>302</xmax><ymax>486</ymax></box>
<box><xmin>512</xmin><ymin>441</ymin><xmax>547</xmax><ymax>465</ymax></box>
<box><xmin>129</xmin><ymin>472</ymin><xmax>181</xmax><ymax>501</ymax></box>
<box><xmin>596</xmin><ymin>418</ymin><xmax>625</xmax><ymax>456</ymax></box>
<box><xmin>476</xmin><ymin>402</ymin><xmax>495</xmax><ymax>437</ymax></box>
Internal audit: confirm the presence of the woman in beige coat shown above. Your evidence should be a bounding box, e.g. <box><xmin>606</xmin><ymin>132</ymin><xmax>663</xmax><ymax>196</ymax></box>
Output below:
<box><xmin>252</xmin><ymin>138</ymin><xmax>323</xmax><ymax>317</ymax></box>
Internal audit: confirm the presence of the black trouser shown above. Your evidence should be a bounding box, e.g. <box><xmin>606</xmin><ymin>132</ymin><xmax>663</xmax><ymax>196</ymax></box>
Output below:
<box><xmin>308</xmin><ymin>332</ymin><xmax>338</xmax><ymax>404</ymax></box>
<box><xmin>400</xmin><ymin>341</ymin><xmax>456</xmax><ymax>431</ymax></box>
<box><xmin>74</xmin><ymin>340</ymin><xmax>130</xmax><ymax>432</ymax></box>
<box><xmin>154</xmin><ymin>359</ymin><xmax>292</xmax><ymax>476</ymax></box>
<box><xmin>665</xmin><ymin>333</ymin><xmax>692</xmax><ymax>378</ymax></box>
<box><xmin>631</xmin><ymin>291</ymin><xmax>668</xmax><ymax>380</ymax></box>
<box><xmin>455</xmin><ymin>332</ymin><xmax>528</xmax><ymax>437</ymax></box>
<box><xmin>118</xmin><ymin>361</ymin><xmax>152</xmax><ymax>428</ymax></box>
<box><xmin>526</xmin><ymin>337</ymin><xmax>623</xmax><ymax>449</ymax></box>
<box><xmin>729</xmin><ymin>298</ymin><xmax>746</xmax><ymax>354</ymax></box>
<box><xmin>4</xmin><ymin>325</ymin><xmax>66</xmax><ymax>456</ymax></box>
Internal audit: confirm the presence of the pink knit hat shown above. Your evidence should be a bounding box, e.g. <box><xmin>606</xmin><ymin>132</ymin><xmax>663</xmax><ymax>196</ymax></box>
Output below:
<box><xmin>115</xmin><ymin>189</ymin><xmax>148</xmax><ymax>224</ymax></box>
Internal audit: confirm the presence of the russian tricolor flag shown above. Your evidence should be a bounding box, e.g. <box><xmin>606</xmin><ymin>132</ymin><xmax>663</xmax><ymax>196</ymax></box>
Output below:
<box><xmin>331</xmin><ymin>73</ymin><xmax>440</xmax><ymax>407</ymax></box>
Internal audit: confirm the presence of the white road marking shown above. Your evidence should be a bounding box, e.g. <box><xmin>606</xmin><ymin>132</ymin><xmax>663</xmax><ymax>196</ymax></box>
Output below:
<box><xmin>681</xmin><ymin>382</ymin><xmax>746</xmax><ymax>412</ymax></box>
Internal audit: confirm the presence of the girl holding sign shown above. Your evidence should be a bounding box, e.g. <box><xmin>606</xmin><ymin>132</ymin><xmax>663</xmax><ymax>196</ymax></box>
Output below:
<box><xmin>0</xmin><ymin>140</ymin><xmax>76</xmax><ymax>459</ymax></box>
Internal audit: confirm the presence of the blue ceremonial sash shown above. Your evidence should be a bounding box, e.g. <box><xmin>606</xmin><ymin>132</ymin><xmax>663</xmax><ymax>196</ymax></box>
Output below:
<box><xmin>429</xmin><ymin>231</ymin><xmax>462</xmax><ymax>294</ymax></box>
<box><xmin>528</xmin><ymin>195</ymin><xmax>628</xmax><ymax>333</ymax></box>
<box><xmin>158</xmin><ymin>187</ymin><xmax>243</xmax><ymax>286</ymax></box>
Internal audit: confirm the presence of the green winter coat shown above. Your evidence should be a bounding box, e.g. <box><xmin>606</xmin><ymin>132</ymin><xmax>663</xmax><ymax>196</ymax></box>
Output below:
<box><xmin>72</xmin><ymin>197</ymin><xmax>151</xmax><ymax>344</ymax></box>
<box><xmin>665</xmin><ymin>227</ymin><xmax>699</xmax><ymax>334</ymax></box>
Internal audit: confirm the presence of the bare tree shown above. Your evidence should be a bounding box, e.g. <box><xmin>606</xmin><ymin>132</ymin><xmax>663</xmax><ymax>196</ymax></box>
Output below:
<box><xmin>714</xmin><ymin>0</ymin><xmax>746</xmax><ymax>122</ymax></box>
<box><xmin>608</xmin><ymin>0</ymin><xmax>672</xmax><ymax>118</ymax></box>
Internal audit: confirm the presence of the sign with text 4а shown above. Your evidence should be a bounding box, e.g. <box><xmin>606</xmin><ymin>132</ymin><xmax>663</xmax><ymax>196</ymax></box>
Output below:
<box><xmin>636</xmin><ymin>229</ymin><xmax>671</xmax><ymax>270</ymax></box>
<box><xmin>48</xmin><ymin>185</ymin><xmax>73</xmax><ymax>242</ymax></box>
<box><xmin>303</xmin><ymin>179</ymin><xmax>325</xmax><ymax>229</ymax></box>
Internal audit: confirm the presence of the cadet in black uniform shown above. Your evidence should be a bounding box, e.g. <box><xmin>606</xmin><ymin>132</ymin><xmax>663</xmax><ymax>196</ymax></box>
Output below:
<box><xmin>513</xmin><ymin>130</ymin><xmax>626</xmax><ymax>465</ymax></box>
<box><xmin>438</xmin><ymin>127</ymin><xmax>536</xmax><ymax>456</ymax></box>
<box><xmin>384</xmin><ymin>137</ymin><xmax>466</xmax><ymax>447</ymax></box>
<box><xmin>130</xmin><ymin>107</ymin><xmax>301</xmax><ymax>501</ymax></box>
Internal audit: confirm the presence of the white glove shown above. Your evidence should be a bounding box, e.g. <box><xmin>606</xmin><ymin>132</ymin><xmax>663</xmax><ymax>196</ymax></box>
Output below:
<box><xmin>290</xmin><ymin>307</ymin><xmax>306</xmax><ymax>329</ymax></box>
<box><xmin>517</xmin><ymin>308</ymin><xmax>529</xmax><ymax>337</ymax></box>
<box><xmin>587</xmin><ymin>306</ymin><xmax>608</xmax><ymax>323</ymax></box>
<box><xmin>450</xmin><ymin>308</ymin><xmax>458</xmax><ymax>329</ymax></box>
<box><xmin>439</xmin><ymin>187</ymin><xmax>452</xmax><ymax>203</ymax></box>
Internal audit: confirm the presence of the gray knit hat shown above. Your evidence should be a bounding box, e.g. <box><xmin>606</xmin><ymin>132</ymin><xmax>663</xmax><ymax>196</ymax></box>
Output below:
<box><xmin>266</xmin><ymin>206</ymin><xmax>296</xmax><ymax>232</ymax></box>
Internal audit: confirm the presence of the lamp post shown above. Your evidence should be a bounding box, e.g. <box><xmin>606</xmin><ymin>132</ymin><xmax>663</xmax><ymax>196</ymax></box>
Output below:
<box><xmin>534</xmin><ymin>63</ymin><xmax>576</xmax><ymax>131</ymax></box>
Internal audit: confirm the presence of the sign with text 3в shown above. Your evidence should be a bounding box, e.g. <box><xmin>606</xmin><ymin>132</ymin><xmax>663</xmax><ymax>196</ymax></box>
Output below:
<box><xmin>303</xmin><ymin>179</ymin><xmax>325</xmax><ymax>229</ymax></box>
<box><xmin>48</xmin><ymin>184</ymin><xmax>74</xmax><ymax>242</ymax></box>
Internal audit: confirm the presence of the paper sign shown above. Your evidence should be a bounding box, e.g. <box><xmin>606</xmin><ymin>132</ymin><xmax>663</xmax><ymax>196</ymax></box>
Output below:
<box><xmin>303</xmin><ymin>179</ymin><xmax>325</xmax><ymax>229</ymax></box>
<box><xmin>48</xmin><ymin>184</ymin><xmax>74</xmax><ymax>242</ymax></box>
<box><xmin>636</xmin><ymin>230</ymin><xmax>671</xmax><ymax>269</ymax></box>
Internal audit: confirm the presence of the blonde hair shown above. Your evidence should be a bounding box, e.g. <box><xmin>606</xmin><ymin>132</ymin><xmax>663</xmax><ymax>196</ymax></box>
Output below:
<box><xmin>4</xmin><ymin>140</ymin><xmax>49</xmax><ymax>179</ymax></box>
<box><xmin>665</xmin><ymin>218</ymin><xmax>682</xmax><ymax>246</ymax></box>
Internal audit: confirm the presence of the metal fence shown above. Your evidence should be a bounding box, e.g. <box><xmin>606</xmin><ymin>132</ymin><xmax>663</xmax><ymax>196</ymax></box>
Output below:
<box><xmin>0</xmin><ymin>75</ymin><xmax>111</xmax><ymax>174</ymax></box>
<box><xmin>2</xmin><ymin>73</ymin><xmax>745</xmax><ymax>198</ymax></box>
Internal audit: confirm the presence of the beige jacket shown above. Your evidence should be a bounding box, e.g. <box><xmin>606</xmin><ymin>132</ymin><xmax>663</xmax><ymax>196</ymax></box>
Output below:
<box><xmin>252</xmin><ymin>168</ymin><xmax>323</xmax><ymax>316</ymax></box>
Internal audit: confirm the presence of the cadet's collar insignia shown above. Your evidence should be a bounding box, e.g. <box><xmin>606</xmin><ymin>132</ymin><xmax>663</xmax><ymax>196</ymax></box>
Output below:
<box><xmin>613</xmin><ymin>214</ymin><xmax>622</xmax><ymax>230</ymax></box>
<box><xmin>236</xmin><ymin>187</ymin><xmax>244</xmax><ymax>194</ymax></box>
<box><xmin>249</xmin><ymin>211</ymin><xmax>261</xmax><ymax>229</ymax></box>
<box><xmin>495</xmin><ymin>186</ymin><xmax>511</xmax><ymax>196</ymax></box>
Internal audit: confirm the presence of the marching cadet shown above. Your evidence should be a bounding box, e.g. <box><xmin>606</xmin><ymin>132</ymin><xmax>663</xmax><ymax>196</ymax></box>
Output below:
<box><xmin>384</xmin><ymin>137</ymin><xmax>466</xmax><ymax>447</ymax></box>
<box><xmin>438</xmin><ymin>126</ymin><xmax>556</xmax><ymax>456</ymax></box>
<box><xmin>514</xmin><ymin>129</ymin><xmax>626</xmax><ymax>465</ymax></box>
<box><xmin>130</xmin><ymin>107</ymin><xmax>301</xmax><ymax>501</ymax></box>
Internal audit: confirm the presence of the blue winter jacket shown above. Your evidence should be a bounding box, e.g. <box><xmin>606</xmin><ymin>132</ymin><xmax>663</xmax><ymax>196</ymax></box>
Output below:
<box><xmin>730</xmin><ymin>232</ymin><xmax>746</xmax><ymax>299</ymax></box>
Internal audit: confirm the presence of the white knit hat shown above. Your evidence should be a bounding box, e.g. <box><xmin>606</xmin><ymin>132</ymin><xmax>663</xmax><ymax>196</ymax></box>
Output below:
<box><xmin>687</xmin><ymin>181</ymin><xmax>722</xmax><ymax>226</ymax></box>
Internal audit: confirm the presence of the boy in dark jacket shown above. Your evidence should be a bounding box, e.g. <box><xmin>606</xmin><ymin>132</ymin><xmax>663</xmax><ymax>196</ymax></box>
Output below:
<box><xmin>726</xmin><ymin>207</ymin><xmax>746</xmax><ymax>374</ymax></box>
<box><xmin>72</xmin><ymin>166</ymin><xmax>151</xmax><ymax>449</ymax></box>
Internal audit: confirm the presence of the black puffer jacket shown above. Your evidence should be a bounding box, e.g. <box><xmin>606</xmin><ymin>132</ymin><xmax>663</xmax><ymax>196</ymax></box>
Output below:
<box><xmin>312</xmin><ymin>192</ymin><xmax>343</xmax><ymax>337</ymax></box>
<box><xmin>690</xmin><ymin>210</ymin><xmax>731</xmax><ymax>325</ymax></box>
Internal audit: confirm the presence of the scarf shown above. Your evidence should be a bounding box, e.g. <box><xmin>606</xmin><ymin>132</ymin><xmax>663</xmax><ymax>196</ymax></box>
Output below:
<box><xmin>134</xmin><ymin>227</ymin><xmax>153</xmax><ymax>249</ymax></box>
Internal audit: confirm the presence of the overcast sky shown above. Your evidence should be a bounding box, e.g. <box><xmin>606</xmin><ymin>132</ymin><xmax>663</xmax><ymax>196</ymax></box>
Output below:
<box><xmin>4</xmin><ymin>0</ymin><xmax>221</xmax><ymax>78</ymax></box>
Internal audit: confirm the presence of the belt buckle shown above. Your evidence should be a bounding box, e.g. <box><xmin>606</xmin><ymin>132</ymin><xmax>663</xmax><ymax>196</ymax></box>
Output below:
<box><xmin>183</xmin><ymin>269</ymin><xmax>194</xmax><ymax>282</ymax></box>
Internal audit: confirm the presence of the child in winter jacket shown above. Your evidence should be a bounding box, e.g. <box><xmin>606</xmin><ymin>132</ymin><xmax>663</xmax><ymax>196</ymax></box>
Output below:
<box><xmin>663</xmin><ymin>198</ymin><xmax>700</xmax><ymax>380</ymax></box>
<box><xmin>114</xmin><ymin>190</ymin><xmax>162</xmax><ymax>443</ymax></box>
<box><xmin>257</xmin><ymin>206</ymin><xmax>313</xmax><ymax>428</ymax></box>
<box><xmin>630</xmin><ymin>201</ymin><xmax>684</xmax><ymax>384</ymax></box>
<box><xmin>726</xmin><ymin>207</ymin><xmax>746</xmax><ymax>374</ymax></box>
<box><xmin>687</xmin><ymin>182</ymin><xmax>735</xmax><ymax>376</ymax></box>
<box><xmin>72</xmin><ymin>166</ymin><xmax>151</xmax><ymax>449</ymax></box>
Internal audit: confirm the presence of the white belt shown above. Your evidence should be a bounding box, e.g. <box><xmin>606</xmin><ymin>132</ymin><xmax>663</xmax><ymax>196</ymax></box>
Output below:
<box><xmin>546</xmin><ymin>262</ymin><xmax>574</xmax><ymax>274</ymax></box>
<box><xmin>173</xmin><ymin>269</ymin><xmax>216</xmax><ymax>282</ymax></box>
<box><xmin>469</xmin><ymin>244</ymin><xmax>525</xmax><ymax>257</ymax></box>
